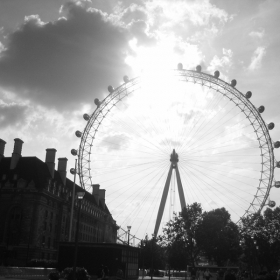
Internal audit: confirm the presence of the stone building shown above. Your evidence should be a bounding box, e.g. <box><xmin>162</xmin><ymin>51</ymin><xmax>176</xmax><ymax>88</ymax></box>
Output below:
<box><xmin>0</xmin><ymin>138</ymin><xmax>118</xmax><ymax>266</ymax></box>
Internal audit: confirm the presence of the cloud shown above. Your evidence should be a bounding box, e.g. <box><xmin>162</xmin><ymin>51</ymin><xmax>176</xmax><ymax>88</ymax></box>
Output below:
<box><xmin>249</xmin><ymin>29</ymin><xmax>265</xmax><ymax>39</ymax></box>
<box><xmin>100</xmin><ymin>133</ymin><xmax>131</xmax><ymax>151</ymax></box>
<box><xmin>0</xmin><ymin>2</ymin><xmax>132</xmax><ymax>111</ymax></box>
<box><xmin>248</xmin><ymin>46</ymin><xmax>266</xmax><ymax>71</ymax></box>
<box><xmin>0</xmin><ymin>101</ymin><xmax>28</xmax><ymax>129</ymax></box>
<box><xmin>207</xmin><ymin>48</ymin><xmax>233</xmax><ymax>74</ymax></box>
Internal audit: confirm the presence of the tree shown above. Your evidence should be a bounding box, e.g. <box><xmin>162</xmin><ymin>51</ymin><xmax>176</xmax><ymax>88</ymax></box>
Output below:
<box><xmin>239</xmin><ymin>206</ymin><xmax>280</xmax><ymax>271</ymax></box>
<box><xmin>196</xmin><ymin>207</ymin><xmax>240</xmax><ymax>266</ymax></box>
<box><xmin>139</xmin><ymin>235</ymin><xmax>166</xmax><ymax>271</ymax></box>
<box><xmin>159</xmin><ymin>202</ymin><xmax>203</xmax><ymax>268</ymax></box>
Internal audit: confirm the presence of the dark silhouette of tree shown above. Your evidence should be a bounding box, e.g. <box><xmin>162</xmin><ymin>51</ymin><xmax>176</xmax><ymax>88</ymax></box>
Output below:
<box><xmin>239</xmin><ymin>206</ymin><xmax>280</xmax><ymax>271</ymax></box>
<box><xmin>159</xmin><ymin>202</ymin><xmax>203</xmax><ymax>268</ymax></box>
<box><xmin>196</xmin><ymin>207</ymin><xmax>240</xmax><ymax>266</ymax></box>
<box><xmin>139</xmin><ymin>235</ymin><xmax>166</xmax><ymax>271</ymax></box>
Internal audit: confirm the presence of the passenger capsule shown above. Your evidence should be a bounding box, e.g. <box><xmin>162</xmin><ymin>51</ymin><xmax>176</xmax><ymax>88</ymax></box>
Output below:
<box><xmin>214</xmin><ymin>70</ymin><xmax>220</xmax><ymax>78</ymax></box>
<box><xmin>108</xmin><ymin>86</ymin><xmax>114</xmax><ymax>93</ymax></box>
<box><xmin>258</xmin><ymin>106</ymin><xmax>265</xmax><ymax>113</ymax></box>
<box><xmin>94</xmin><ymin>98</ymin><xmax>100</xmax><ymax>107</ymax></box>
<box><xmin>71</xmin><ymin>149</ymin><xmax>78</xmax><ymax>156</ymax></box>
<box><xmin>245</xmin><ymin>91</ymin><xmax>252</xmax><ymax>99</ymax></box>
<box><xmin>276</xmin><ymin>162</ymin><xmax>280</xmax><ymax>168</ymax></box>
<box><xmin>274</xmin><ymin>141</ymin><xmax>280</xmax><ymax>148</ymax></box>
<box><xmin>196</xmin><ymin>65</ymin><xmax>202</xmax><ymax>72</ymax></box>
<box><xmin>268</xmin><ymin>122</ymin><xmax>275</xmax><ymax>130</ymax></box>
<box><xmin>177</xmin><ymin>63</ymin><xmax>183</xmax><ymax>70</ymax></box>
<box><xmin>231</xmin><ymin>79</ymin><xmax>237</xmax><ymax>87</ymax></box>
<box><xmin>268</xmin><ymin>200</ymin><xmax>276</xmax><ymax>207</ymax></box>
<box><xmin>70</xmin><ymin>168</ymin><xmax>76</xmax><ymax>175</ymax></box>
<box><xmin>123</xmin><ymin>76</ymin><xmax>129</xmax><ymax>83</ymax></box>
<box><xmin>83</xmin><ymin>114</ymin><xmax>90</xmax><ymax>121</ymax></box>
<box><xmin>75</xmin><ymin>131</ymin><xmax>82</xmax><ymax>138</ymax></box>
<box><xmin>275</xmin><ymin>181</ymin><xmax>280</xmax><ymax>188</ymax></box>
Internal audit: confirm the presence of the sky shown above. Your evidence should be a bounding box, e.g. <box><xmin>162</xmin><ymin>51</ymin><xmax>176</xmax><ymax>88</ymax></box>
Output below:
<box><xmin>1</xmin><ymin>0</ymin><xmax>280</xmax><ymax>240</ymax></box>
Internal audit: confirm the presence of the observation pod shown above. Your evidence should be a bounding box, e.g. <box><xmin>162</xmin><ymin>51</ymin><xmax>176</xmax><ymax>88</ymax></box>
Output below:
<box><xmin>274</xmin><ymin>141</ymin><xmax>280</xmax><ymax>148</ymax></box>
<box><xmin>70</xmin><ymin>168</ymin><xmax>76</xmax><ymax>175</ymax></box>
<box><xmin>231</xmin><ymin>79</ymin><xmax>237</xmax><ymax>87</ymax></box>
<box><xmin>83</xmin><ymin>114</ymin><xmax>90</xmax><ymax>121</ymax></box>
<box><xmin>268</xmin><ymin>200</ymin><xmax>276</xmax><ymax>208</ymax></box>
<box><xmin>71</xmin><ymin>149</ymin><xmax>78</xmax><ymax>156</ymax></box>
<box><xmin>275</xmin><ymin>181</ymin><xmax>280</xmax><ymax>188</ymax></box>
<box><xmin>258</xmin><ymin>106</ymin><xmax>265</xmax><ymax>113</ymax></box>
<box><xmin>177</xmin><ymin>63</ymin><xmax>183</xmax><ymax>70</ymax></box>
<box><xmin>108</xmin><ymin>86</ymin><xmax>114</xmax><ymax>93</ymax></box>
<box><xmin>123</xmin><ymin>75</ymin><xmax>129</xmax><ymax>83</ymax></box>
<box><xmin>75</xmin><ymin>131</ymin><xmax>82</xmax><ymax>138</ymax></box>
<box><xmin>276</xmin><ymin>162</ymin><xmax>280</xmax><ymax>168</ymax></box>
<box><xmin>94</xmin><ymin>98</ymin><xmax>100</xmax><ymax>107</ymax></box>
<box><xmin>196</xmin><ymin>65</ymin><xmax>202</xmax><ymax>72</ymax></box>
<box><xmin>214</xmin><ymin>70</ymin><xmax>220</xmax><ymax>78</ymax></box>
<box><xmin>245</xmin><ymin>91</ymin><xmax>252</xmax><ymax>99</ymax></box>
<box><xmin>268</xmin><ymin>122</ymin><xmax>275</xmax><ymax>130</ymax></box>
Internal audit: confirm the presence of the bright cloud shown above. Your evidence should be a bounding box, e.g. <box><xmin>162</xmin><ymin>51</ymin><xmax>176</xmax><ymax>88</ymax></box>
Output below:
<box><xmin>249</xmin><ymin>29</ymin><xmax>265</xmax><ymax>39</ymax></box>
<box><xmin>248</xmin><ymin>46</ymin><xmax>266</xmax><ymax>71</ymax></box>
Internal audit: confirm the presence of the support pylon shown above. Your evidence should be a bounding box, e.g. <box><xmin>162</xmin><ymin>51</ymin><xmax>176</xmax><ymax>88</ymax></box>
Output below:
<box><xmin>153</xmin><ymin>149</ymin><xmax>186</xmax><ymax>237</ymax></box>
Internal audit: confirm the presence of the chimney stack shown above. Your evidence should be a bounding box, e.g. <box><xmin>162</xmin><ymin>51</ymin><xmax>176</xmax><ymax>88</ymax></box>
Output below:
<box><xmin>92</xmin><ymin>184</ymin><xmax>100</xmax><ymax>205</ymax></box>
<box><xmin>58</xmin><ymin>157</ymin><xmax>68</xmax><ymax>185</ymax></box>
<box><xmin>99</xmin><ymin>189</ymin><xmax>106</xmax><ymax>209</ymax></box>
<box><xmin>10</xmin><ymin>138</ymin><xmax>24</xmax><ymax>169</ymax></box>
<box><xmin>0</xmin><ymin>139</ymin><xmax>6</xmax><ymax>162</ymax></box>
<box><xmin>45</xmin><ymin>149</ymin><xmax>57</xmax><ymax>179</ymax></box>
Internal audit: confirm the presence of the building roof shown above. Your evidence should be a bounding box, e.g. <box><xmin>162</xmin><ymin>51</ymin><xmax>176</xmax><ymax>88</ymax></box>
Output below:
<box><xmin>0</xmin><ymin>156</ymin><xmax>111</xmax><ymax>215</ymax></box>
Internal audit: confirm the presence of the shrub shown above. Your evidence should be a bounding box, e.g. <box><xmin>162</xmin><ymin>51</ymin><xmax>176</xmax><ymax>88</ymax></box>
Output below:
<box><xmin>61</xmin><ymin>267</ymin><xmax>90</xmax><ymax>280</ymax></box>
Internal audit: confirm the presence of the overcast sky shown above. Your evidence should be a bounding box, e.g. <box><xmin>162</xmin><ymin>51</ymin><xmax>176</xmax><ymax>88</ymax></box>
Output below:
<box><xmin>1</xmin><ymin>0</ymin><xmax>280</xmax><ymax>239</ymax></box>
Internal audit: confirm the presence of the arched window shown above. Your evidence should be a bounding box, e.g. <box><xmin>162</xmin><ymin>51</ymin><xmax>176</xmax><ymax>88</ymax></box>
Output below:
<box><xmin>7</xmin><ymin>207</ymin><xmax>22</xmax><ymax>245</ymax></box>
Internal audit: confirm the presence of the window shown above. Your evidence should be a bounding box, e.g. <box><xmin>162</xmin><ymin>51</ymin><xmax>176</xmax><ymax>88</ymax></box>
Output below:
<box><xmin>48</xmin><ymin>237</ymin><xmax>51</xmax><ymax>248</ymax></box>
<box><xmin>45</xmin><ymin>210</ymin><xmax>48</xmax><ymax>219</ymax></box>
<box><xmin>7</xmin><ymin>207</ymin><xmax>22</xmax><ymax>246</ymax></box>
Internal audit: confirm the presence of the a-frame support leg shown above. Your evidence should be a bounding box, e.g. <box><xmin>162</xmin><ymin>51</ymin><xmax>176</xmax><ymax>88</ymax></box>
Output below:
<box><xmin>153</xmin><ymin>164</ymin><xmax>173</xmax><ymax>237</ymax></box>
<box><xmin>175</xmin><ymin>165</ymin><xmax>186</xmax><ymax>210</ymax></box>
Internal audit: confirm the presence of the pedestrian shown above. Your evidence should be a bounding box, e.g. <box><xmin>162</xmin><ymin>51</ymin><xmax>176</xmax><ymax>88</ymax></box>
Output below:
<box><xmin>196</xmin><ymin>269</ymin><xmax>204</xmax><ymax>280</ymax></box>
<box><xmin>103</xmin><ymin>265</ymin><xmax>109</xmax><ymax>280</ymax></box>
<box><xmin>277</xmin><ymin>268</ymin><xmax>280</xmax><ymax>280</ymax></box>
<box><xmin>116</xmin><ymin>268</ymin><xmax>123</xmax><ymax>280</ymax></box>
<box><xmin>204</xmin><ymin>269</ymin><xmax>212</xmax><ymax>280</ymax></box>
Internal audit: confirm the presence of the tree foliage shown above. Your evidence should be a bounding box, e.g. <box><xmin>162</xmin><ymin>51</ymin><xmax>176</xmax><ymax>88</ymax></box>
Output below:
<box><xmin>139</xmin><ymin>235</ymin><xmax>166</xmax><ymax>270</ymax></box>
<box><xmin>239</xmin><ymin>206</ymin><xmax>280</xmax><ymax>271</ymax></box>
<box><xmin>159</xmin><ymin>202</ymin><xmax>203</xmax><ymax>268</ymax></box>
<box><xmin>196</xmin><ymin>207</ymin><xmax>240</xmax><ymax>266</ymax></box>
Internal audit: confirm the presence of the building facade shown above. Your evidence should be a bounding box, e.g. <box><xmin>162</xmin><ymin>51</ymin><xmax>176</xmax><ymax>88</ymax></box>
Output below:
<box><xmin>0</xmin><ymin>138</ymin><xmax>118</xmax><ymax>266</ymax></box>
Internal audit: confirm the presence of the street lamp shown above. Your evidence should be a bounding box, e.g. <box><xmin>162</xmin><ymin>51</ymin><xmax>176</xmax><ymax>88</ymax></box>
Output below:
<box><xmin>126</xmin><ymin>226</ymin><xmax>131</xmax><ymax>280</ymax></box>
<box><xmin>73</xmin><ymin>191</ymin><xmax>85</xmax><ymax>280</ymax></box>
<box><xmin>69</xmin><ymin>159</ymin><xmax>78</xmax><ymax>241</ymax></box>
<box><xmin>127</xmin><ymin>226</ymin><xmax>131</xmax><ymax>246</ymax></box>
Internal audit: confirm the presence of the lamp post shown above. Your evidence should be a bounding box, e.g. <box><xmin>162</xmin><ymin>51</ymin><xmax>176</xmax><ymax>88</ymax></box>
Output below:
<box><xmin>73</xmin><ymin>191</ymin><xmax>85</xmax><ymax>280</ymax></box>
<box><xmin>127</xmin><ymin>226</ymin><xmax>131</xmax><ymax>246</ymax></box>
<box><xmin>69</xmin><ymin>159</ymin><xmax>78</xmax><ymax>241</ymax></box>
<box><xmin>126</xmin><ymin>226</ymin><xmax>131</xmax><ymax>280</ymax></box>
<box><xmin>151</xmin><ymin>234</ymin><xmax>154</xmax><ymax>280</ymax></box>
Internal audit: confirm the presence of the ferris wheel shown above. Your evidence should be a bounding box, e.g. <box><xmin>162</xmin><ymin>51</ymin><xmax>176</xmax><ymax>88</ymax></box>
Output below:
<box><xmin>72</xmin><ymin>64</ymin><xmax>280</xmax><ymax>238</ymax></box>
